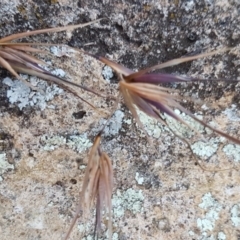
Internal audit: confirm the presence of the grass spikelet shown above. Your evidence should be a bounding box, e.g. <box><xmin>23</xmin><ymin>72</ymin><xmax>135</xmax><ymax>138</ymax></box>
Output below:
<box><xmin>64</xmin><ymin>133</ymin><xmax>113</xmax><ymax>240</ymax></box>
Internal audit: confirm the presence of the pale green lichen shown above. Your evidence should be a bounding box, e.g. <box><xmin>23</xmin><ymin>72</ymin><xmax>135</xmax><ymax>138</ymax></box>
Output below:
<box><xmin>188</xmin><ymin>231</ymin><xmax>195</xmax><ymax>236</ymax></box>
<box><xmin>78</xmin><ymin>188</ymin><xmax>144</xmax><ymax>240</ymax></box>
<box><xmin>77</xmin><ymin>224</ymin><xmax>85</xmax><ymax>233</ymax></box>
<box><xmin>135</xmin><ymin>172</ymin><xmax>144</xmax><ymax>185</ymax></box>
<box><xmin>40</xmin><ymin>133</ymin><xmax>92</xmax><ymax>153</ymax></box>
<box><xmin>230</xmin><ymin>204</ymin><xmax>240</xmax><ymax>227</ymax></box>
<box><xmin>41</xmin><ymin>135</ymin><xmax>66</xmax><ymax>151</ymax></box>
<box><xmin>223</xmin><ymin>104</ymin><xmax>240</xmax><ymax>122</ymax></box>
<box><xmin>191</xmin><ymin>138</ymin><xmax>219</xmax><ymax>159</ymax></box>
<box><xmin>112</xmin><ymin>188</ymin><xmax>144</xmax><ymax>218</ymax></box>
<box><xmin>137</xmin><ymin>110</ymin><xmax>162</xmax><ymax>138</ymax></box>
<box><xmin>66</xmin><ymin>134</ymin><xmax>92</xmax><ymax>152</ymax></box>
<box><xmin>200</xmin><ymin>234</ymin><xmax>215</xmax><ymax>240</ymax></box>
<box><xmin>197</xmin><ymin>193</ymin><xmax>222</xmax><ymax>232</ymax></box>
<box><xmin>189</xmin><ymin>231</ymin><xmax>218</xmax><ymax>240</ymax></box>
<box><xmin>165</xmin><ymin>110</ymin><xmax>205</xmax><ymax>138</ymax></box>
<box><xmin>104</xmin><ymin>110</ymin><xmax>124</xmax><ymax>136</ymax></box>
<box><xmin>217</xmin><ymin>232</ymin><xmax>226</xmax><ymax>240</ymax></box>
<box><xmin>0</xmin><ymin>153</ymin><xmax>14</xmax><ymax>177</ymax></box>
<box><xmin>123</xmin><ymin>118</ymin><xmax>132</xmax><ymax>125</ymax></box>
<box><xmin>223</xmin><ymin>144</ymin><xmax>240</xmax><ymax>162</ymax></box>
<box><xmin>26</xmin><ymin>213</ymin><xmax>44</xmax><ymax>229</ymax></box>
<box><xmin>132</xmin><ymin>108</ymin><xmax>205</xmax><ymax>139</ymax></box>
<box><xmin>50</xmin><ymin>46</ymin><xmax>76</xmax><ymax>57</ymax></box>
<box><xmin>3</xmin><ymin>73</ymin><xmax>64</xmax><ymax>110</ymax></box>
<box><xmin>78</xmin><ymin>223</ymin><xmax>92</xmax><ymax>234</ymax></box>
<box><xmin>82</xmin><ymin>235</ymin><xmax>94</xmax><ymax>240</ymax></box>
<box><xmin>112</xmin><ymin>232</ymin><xmax>119</xmax><ymax>240</ymax></box>
<box><xmin>80</xmin><ymin>231</ymin><xmax>119</xmax><ymax>240</ymax></box>
<box><xmin>96</xmin><ymin>110</ymin><xmax>124</xmax><ymax>136</ymax></box>
<box><xmin>102</xmin><ymin>66</ymin><xmax>114</xmax><ymax>83</ymax></box>
<box><xmin>188</xmin><ymin>230</ymin><xmax>195</xmax><ymax>236</ymax></box>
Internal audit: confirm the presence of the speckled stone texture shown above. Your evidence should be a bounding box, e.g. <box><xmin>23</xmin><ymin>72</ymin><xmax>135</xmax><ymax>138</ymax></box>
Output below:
<box><xmin>0</xmin><ymin>0</ymin><xmax>240</xmax><ymax>240</ymax></box>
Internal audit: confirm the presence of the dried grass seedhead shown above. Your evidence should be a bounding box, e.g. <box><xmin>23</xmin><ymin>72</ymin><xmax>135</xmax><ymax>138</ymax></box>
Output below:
<box><xmin>65</xmin><ymin>133</ymin><xmax>113</xmax><ymax>240</ymax></box>
<box><xmin>92</xmin><ymin>48</ymin><xmax>240</xmax><ymax>146</ymax></box>
<box><xmin>0</xmin><ymin>19</ymin><xmax>102</xmax><ymax>107</ymax></box>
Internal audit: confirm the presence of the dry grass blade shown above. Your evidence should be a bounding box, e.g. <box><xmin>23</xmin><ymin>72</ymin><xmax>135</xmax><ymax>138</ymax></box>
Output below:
<box><xmin>86</xmin><ymin>48</ymin><xmax>240</xmax><ymax>146</ymax></box>
<box><xmin>0</xmin><ymin>19</ymin><xmax>103</xmax><ymax>107</ymax></box>
<box><xmin>0</xmin><ymin>19</ymin><xmax>101</xmax><ymax>43</ymax></box>
<box><xmin>125</xmin><ymin>47</ymin><xmax>231</xmax><ymax>80</ymax></box>
<box><xmin>64</xmin><ymin>134</ymin><xmax>113</xmax><ymax>240</ymax></box>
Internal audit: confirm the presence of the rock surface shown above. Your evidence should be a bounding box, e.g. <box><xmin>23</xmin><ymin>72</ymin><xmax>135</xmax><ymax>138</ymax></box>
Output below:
<box><xmin>0</xmin><ymin>0</ymin><xmax>240</xmax><ymax>239</ymax></box>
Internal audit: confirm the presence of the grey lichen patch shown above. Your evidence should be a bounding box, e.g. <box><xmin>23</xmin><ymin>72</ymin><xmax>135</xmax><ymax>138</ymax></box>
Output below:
<box><xmin>230</xmin><ymin>204</ymin><xmax>240</xmax><ymax>227</ymax></box>
<box><xmin>223</xmin><ymin>104</ymin><xmax>240</xmax><ymax>122</ymax></box>
<box><xmin>95</xmin><ymin>110</ymin><xmax>124</xmax><ymax>136</ymax></box>
<box><xmin>165</xmin><ymin>110</ymin><xmax>205</xmax><ymax>138</ymax></box>
<box><xmin>40</xmin><ymin>133</ymin><xmax>92</xmax><ymax>153</ymax></box>
<box><xmin>223</xmin><ymin>144</ymin><xmax>240</xmax><ymax>162</ymax></box>
<box><xmin>102</xmin><ymin>66</ymin><xmax>114</xmax><ymax>83</ymax></box>
<box><xmin>137</xmin><ymin>110</ymin><xmax>162</xmax><ymax>138</ymax></box>
<box><xmin>1</xmin><ymin>1</ymin><xmax>18</xmax><ymax>18</ymax></box>
<box><xmin>26</xmin><ymin>212</ymin><xmax>45</xmax><ymax>229</ymax></box>
<box><xmin>50</xmin><ymin>46</ymin><xmax>77</xmax><ymax>57</ymax></box>
<box><xmin>104</xmin><ymin>110</ymin><xmax>124</xmax><ymax>136</ymax></box>
<box><xmin>158</xmin><ymin>217</ymin><xmax>171</xmax><ymax>232</ymax></box>
<box><xmin>181</xmin><ymin>0</ymin><xmax>195</xmax><ymax>12</ymax></box>
<box><xmin>0</xmin><ymin>153</ymin><xmax>14</xmax><ymax>178</ymax></box>
<box><xmin>112</xmin><ymin>188</ymin><xmax>144</xmax><ymax>218</ymax></box>
<box><xmin>191</xmin><ymin>138</ymin><xmax>219</xmax><ymax>159</ymax></box>
<box><xmin>197</xmin><ymin>193</ymin><xmax>222</xmax><ymax>232</ymax></box>
<box><xmin>3</xmin><ymin>75</ymin><xmax>64</xmax><ymax>110</ymax></box>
